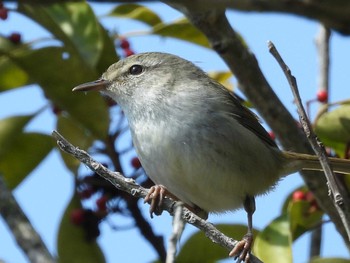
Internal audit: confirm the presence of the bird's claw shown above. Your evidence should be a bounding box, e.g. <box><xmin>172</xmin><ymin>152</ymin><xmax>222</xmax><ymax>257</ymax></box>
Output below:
<box><xmin>144</xmin><ymin>185</ymin><xmax>170</xmax><ymax>218</ymax></box>
<box><xmin>229</xmin><ymin>233</ymin><xmax>253</xmax><ymax>263</ymax></box>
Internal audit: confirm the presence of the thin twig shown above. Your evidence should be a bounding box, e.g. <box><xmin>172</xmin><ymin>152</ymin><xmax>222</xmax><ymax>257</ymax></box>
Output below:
<box><xmin>309</xmin><ymin>24</ymin><xmax>331</xmax><ymax>259</ymax></box>
<box><xmin>268</xmin><ymin>41</ymin><xmax>350</xmax><ymax>242</ymax></box>
<box><xmin>52</xmin><ymin>130</ymin><xmax>263</xmax><ymax>263</ymax></box>
<box><xmin>166</xmin><ymin>202</ymin><xmax>185</xmax><ymax>263</ymax></box>
<box><xmin>0</xmin><ymin>175</ymin><xmax>56</xmax><ymax>263</ymax></box>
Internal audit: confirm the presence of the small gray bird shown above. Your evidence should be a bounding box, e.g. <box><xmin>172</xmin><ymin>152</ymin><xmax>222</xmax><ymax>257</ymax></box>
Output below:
<box><xmin>73</xmin><ymin>52</ymin><xmax>350</xmax><ymax>262</ymax></box>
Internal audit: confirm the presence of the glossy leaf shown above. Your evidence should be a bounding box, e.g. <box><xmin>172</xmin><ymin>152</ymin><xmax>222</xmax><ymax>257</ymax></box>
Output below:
<box><xmin>19</xmin><ymin>2</ymin><xmax>104</xmax><ymax>67</ymax></box>
<box><xmin>177</xmin><ymin>224</ymin><xmax>258</xmax><ymax>262</ymax></box>
<box><xmin>315</xmin><ymin>104</ymin><xmax>350</xmax><ymax>156</ymax></box>
<box><xmin>0</xmin><ymin>37</ymin><xmax>31</xmax><ymax>91</ymax></box>
<box><xmin>56</xmin><ymin>115</ymin><xmax>95</xmax><ymax>173</ymax></box>
<box><xmin>8</xmin><ymin>46</ymin><xmax>109</xmax><ymax>138</ymax></box>
<box><xmin>253</xmin><ymin>215</ymin><xmax>292</xmax><ymax>263</ymax></box>
<box><xmin>152</xmin><ymin>18</ymin><xmax>210</xmax><ymax>48</ymax></box>
<box><xmin>57</xmin><ymin>193</ymin><xmax>105</xmax><ymax>263</ymax></box>
<box><xmin>288</xmin><ymin>200</ymin><xmax>323</xmax><ymax>241</ymax></box>
<box><xmin>108</xmin><ymin>4</ymin><xmax>162</xmax><ymax>27</ymax></box>
<box><xmin>95</xmin><ymin>23</ymin><xmax>119</xmax><ymax>75</ymax></box>
<box><xmin>0</xmin><ymin>132</ymin><xmax>54</xmax><ymax>189</ymax></box>
<box><xmin>0</xmin><ymin>114</ymin><xmax>34</xmax><ymax>156</ymax></box>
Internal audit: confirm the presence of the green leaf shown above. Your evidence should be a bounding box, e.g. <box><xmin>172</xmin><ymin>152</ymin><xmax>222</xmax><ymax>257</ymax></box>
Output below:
<box><xmin>0</xmin><ymin>132</ymin><xmax>54</xmax><ymax>189</ymax></box>
<box><xmin>0</xmin><ymin>114</ymin><xmax>34</xmax><ymax>156</ymax></box>
<box><xmin>253</xmin><ymin>215</ymin><xmax>292</xmax><ymax>263</ymax></box>
<box><xmin>57</xmin><ymin>193</ymin><xmax>105</xmax><ymax>263</ymax></box>
<box><xmin>95</xmin><ymin>23</ymin><xmax>119</xmax><ymax>75</ymax></box>
<box><xmin>108</xmin><ymin>4</ymin><xmax>162</xmax><ymax>27</ymax></box>
<box><xmin>177</xmin><ymin>224</ymin><xmax>258</xmax><ymax>262</ymax></box>
<box><xmin>309</xmin><ymin>258</ymin><xmax>350</xmax><ymax>263</ymax></box>
<box><xmin>152</xmin><ymin>18</ymin><xmax>210</xmax><ymax>48</ymax></box>
<box><xmin>19</xmin><ymin>2</ymin><xmax>104</xmax><ymax>67</ymax></box>
<box><xmin>56</xmin><ymin>115</ymin><xmax>95</xmax><ymax>173</ymax></box>
<box><xmin>0</xmin><ymin>57</ymin><xmax>29</xmax><ymax>91</ymax></box>
<box><xmin>8</xmin><ymin>46</ymin><xmax>109</xmax><ymax>138</ymax></box>
<box><xmin>315</xmin><ymin>104</ymin><xmax>350</xmax><ymax>156</ymax></box>
<box><xmin>288</xmin><ymin>199</ymin><xmax>323</xmax><ymax>241</ymax></box>
<box><xmin>208</xmin><ymin>71</ymin><xmax>233</xmax><ymax>90</ymax></box>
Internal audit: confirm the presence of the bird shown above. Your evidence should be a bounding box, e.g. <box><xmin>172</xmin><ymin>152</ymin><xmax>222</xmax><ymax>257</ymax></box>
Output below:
<box><xmin>73</xmin><ymin>52</ymin><xmax>350</xmax><ymax>262</ymax></box>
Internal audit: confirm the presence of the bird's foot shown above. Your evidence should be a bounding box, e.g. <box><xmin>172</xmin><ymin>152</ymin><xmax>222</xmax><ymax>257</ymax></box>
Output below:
<box><xmin>144</xmin><ymin>185</ymin><xmax>178</xmax><ymax>218</ymax></box>
<box><xmin>229</xmin><ymin>233</ymin><xmax>253</xmax><ymax>263</ymax></box>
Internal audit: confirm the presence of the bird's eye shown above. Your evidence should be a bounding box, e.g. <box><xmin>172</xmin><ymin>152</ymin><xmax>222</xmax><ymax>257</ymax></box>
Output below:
<box><xmin>129</xmin><ymin>65</ymin><xmax>143</xmax><ymax>75</ymax></box>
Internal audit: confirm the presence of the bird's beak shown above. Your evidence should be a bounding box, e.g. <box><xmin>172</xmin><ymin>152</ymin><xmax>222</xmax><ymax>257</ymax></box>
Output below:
<box><xmin>73</xmin><ymin>79</ymin><xmax>110</xmax><ymax>92</ymax></box>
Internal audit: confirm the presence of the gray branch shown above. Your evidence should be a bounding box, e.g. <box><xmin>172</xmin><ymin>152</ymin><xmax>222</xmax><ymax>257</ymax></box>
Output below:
<box><xmin>0</xmin><ymin>175</ymin><xmax>56</xmax><ymax>263</ymax></box>
<box><xmin>52</xmin><ymin>130</ymin><xmax>263</xmax><ymax>263</ymax></box>
<box><xmin>7</xmin><ymin>0</ymin><xmax>350</xmax><ymax>35</ymax></box>
<box><xmin>268</xmin><ymin>41</ymin><xmax>350</xmax><ymax>242</ymax></box>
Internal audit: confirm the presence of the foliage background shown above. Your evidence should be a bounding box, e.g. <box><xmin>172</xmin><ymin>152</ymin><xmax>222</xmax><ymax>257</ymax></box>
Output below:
<box><xmin>1</xmin><ymin>2</ymin><xmax>350</xmax><ymax>262</ymax></box>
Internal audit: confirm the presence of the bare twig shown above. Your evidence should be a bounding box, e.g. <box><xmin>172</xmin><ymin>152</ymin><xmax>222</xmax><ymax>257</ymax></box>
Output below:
<box><xmin>309</xmin><ymin>24</ymin><xmax>331</xmax><ymax>259</ymax></box>
<box><xmin>315</xmin><ymin>25</ymin><xmax>331</xmax><ymax>104</ymax></box>
<box><xmin>268</xmin><ymin>41</ymin><xmax>350</xmax><ymax>242</ymax></box>
<box><xmin>166</xmin><ymin>202</ymin><xmax>185</xmax><ymax>263</ymax></box>
<box><xmin>0</xmin><ymin>175</ymin><xmax>56</xmax><ymax>263</ymax></box>
<box><xmin>52</xmin><ymin>130</ymin><xmax>263</xmax><ymax>263</ymax></box>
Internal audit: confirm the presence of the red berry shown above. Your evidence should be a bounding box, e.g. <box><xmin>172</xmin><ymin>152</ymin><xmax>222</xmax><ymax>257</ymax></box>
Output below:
<box><xmin>120</xmin><ymin>38</ymin><xmax>130</xmax><ymax>49</ymax></box>
<box><xmin>131</xmin><ymin>156</ymin><xmax>142</xmax><ymax>169</ymax></box>
<box><xmin>124</xmin><ymin>48</ymin><xmax>134</xmax><ymax>57</ymax></box>
<box><xmin>0</xmin><ymin>7</ymin><xmax>8</xmax><ymax>20</ymax></box>
<box><xmin>8</xmin><ymin>32</ymin><xmax>21</xmax><ymax>44</ymax></box>
<box><xmin>292</xmin><ymin>190</ymin><xmax>306</xmax><ymax>201</ymax></box>
<box><xmin>52</xmin><ymin>105</ymin><xmax>62</xmax><ymax>115</ymax></box>
<box><xmin>317</xmin><ymin>90</ymin><xmax>328</xmax><ymax>103</ymax></box>
<box><xmin>268</xmin><ymin>131</ymin><xmax>275</xmax><ymax>140</ymax></box>
<box><xmin>96</xmin><ymin>196</ymin><xmax>108</xmax><ymax>211</ymax></box>
<box><xmin>70</xmin><ymin>209</ymin><xmax>85</xmax><ymax>225</ymax></box>
<box><xmin>79</xmin><ymin>188</ymin><xmax>95</xmax><ymax>199</ymax></box>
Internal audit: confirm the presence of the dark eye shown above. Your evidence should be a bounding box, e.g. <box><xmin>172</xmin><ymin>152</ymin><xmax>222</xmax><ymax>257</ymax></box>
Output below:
<box><xmin>129</xmin><ymin>65</ymin><xmax>143</xmax><ymax>75</ymax></box>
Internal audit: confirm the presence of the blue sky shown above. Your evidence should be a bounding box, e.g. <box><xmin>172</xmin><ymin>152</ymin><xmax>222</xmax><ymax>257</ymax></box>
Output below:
<box><xmin>1</xmin><ymin>2</ymin><xmax>350</xmax><ymax>263</ymax></box>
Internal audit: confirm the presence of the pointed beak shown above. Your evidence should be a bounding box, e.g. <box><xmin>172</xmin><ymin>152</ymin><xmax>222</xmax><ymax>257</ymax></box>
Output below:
<box><xmin>73</xmin><ymin>79</ymin><xmax>110</xmax><ymax>92</ymax></box>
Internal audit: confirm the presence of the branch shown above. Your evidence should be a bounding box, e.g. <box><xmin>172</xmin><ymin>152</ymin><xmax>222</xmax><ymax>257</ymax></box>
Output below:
<box><xmin>8</xmin><ymin>0</ymin><xmax>350</xmax><ymax>34</ymax></box>
<box><xmin>268</xmin><ymin>41</ymin><xmax>350</xmax><ymax>242</ymax></box>
<box><xmin>0</xmin><ymin>175</ymin><xmax>56</xmax><ymax>263</ymax></box>
<box><xmin>52</xmin><ymin>130</ymin><xmax>263</xmax><ymax>263</ymax></box>
<box><xmin>166</xmin><ymin>202</ymin><xmax>185</xmax><ymax>263</ymax></box>
<box><xmin>169</xmin><ymin>5</ymin><xmax>350</xmax><ymax>247</ymax></box>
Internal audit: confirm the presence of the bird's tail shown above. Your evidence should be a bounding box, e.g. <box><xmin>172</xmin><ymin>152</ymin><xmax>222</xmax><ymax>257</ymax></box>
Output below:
<box><xmin>283</xmin><ymin>151</ymin><xmax>350</xmax><ymax>174</ymax></box>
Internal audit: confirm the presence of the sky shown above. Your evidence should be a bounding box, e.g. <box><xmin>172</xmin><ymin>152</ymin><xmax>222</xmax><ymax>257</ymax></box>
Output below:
<box><xmin>1</xmin><ymin>2</ymin><xmax>350</xmax><ymax>263</ymax></box>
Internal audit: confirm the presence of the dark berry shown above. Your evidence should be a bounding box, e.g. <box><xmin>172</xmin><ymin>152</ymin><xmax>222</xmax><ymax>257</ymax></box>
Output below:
<box><xmin>317</xmin><ymin>90</ymin><xmax>328</xmax><ymax>103</ymax></box>
<box><xmin>131</xmin><ymin>156</ymin><xmax>142</xmax><ymax>169</ymax></box>
<box><xmin>124</xmin><ymin>48</ymin><xmax>134</xmax><ymax>57</ymax></box>
<box><xmin>70</xmin><ymin>209</ymin><xmax>85</xmax><ymax>225</ymax></box>
<box><xmin>96</xmin><ymin>196</ymin><xmax>108</xmax><ymax>211</ymax></box>
<box><xmin>292</xmin><ymin>190</ymin><xmax>306</xmax><ymax>201</ymax></box>
<box><xmin>0</xmin><ymin>7</ymin><xmax>8</xmax><ymax>20</ymax></box>
<box><xmin>120</xmin><ymin>38</ymin><xmax>130</xmax><ymax>49</ymax></box>
<box><xmin>79</xmin><ymin>188</ymin><xmax>95</xmax><ymax>199</ymax></box>
<box><xmin>8</xmin><ymin>32</ymin><xmax>21</xmax><ymax>44</ymax></box>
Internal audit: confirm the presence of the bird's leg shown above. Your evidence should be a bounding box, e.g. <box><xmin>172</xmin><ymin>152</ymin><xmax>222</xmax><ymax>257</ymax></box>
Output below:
<box><xmin>144</xmin><ymin>185</ymin><xmax>179</xmax><ymax>218</ymax></box>
<box><xmin>229</xmin><ymin>195</ymin><xmax>256</xmax><ymax>263</ymax></box>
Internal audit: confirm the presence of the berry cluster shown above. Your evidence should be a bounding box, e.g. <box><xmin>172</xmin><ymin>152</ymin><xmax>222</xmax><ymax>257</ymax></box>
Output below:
<box><xmin>292</xmin><ymin>189</ymin><xmax>320</xmax><ymax>213</ymax></box>
<box><xmin>119</xmin><ymin>38</ymin><xmax>135</xmax><ymax>57</ymax></box>
<box><xmin>0</xmin><ymin>2</ymin><xmax>8</xmax><ymax>20</ymax></box>
<box><xmin>69</xmin><ymin>158</ymin><xmax>144</xmax><ymax>240</ymax></box>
